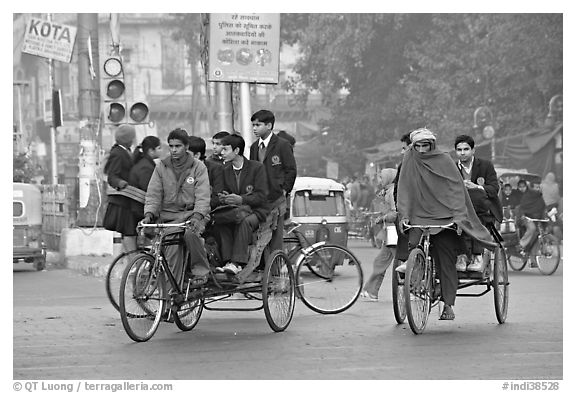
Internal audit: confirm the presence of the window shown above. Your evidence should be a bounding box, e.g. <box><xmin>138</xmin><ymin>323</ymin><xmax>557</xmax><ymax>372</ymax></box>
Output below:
<box><xmin>161</xmin><ymin>36</ymin><xmax>184</xmax><ymax>90</ymax></box>
<box><xmin>13</xmin><ymin>201</ymin><xmax>24</xmax><ymax>217</ymax></box>
<box><xmin>292</xmin><ymin>191</ymin><xmax>346</xmax><ymax>217</ymax></box>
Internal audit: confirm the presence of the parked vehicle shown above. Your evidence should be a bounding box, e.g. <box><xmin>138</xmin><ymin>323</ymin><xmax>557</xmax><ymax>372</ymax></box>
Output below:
<box><xmin>284</xmin><ymin>177</ymin><xmax>349</xmax><ymax>248</ymax></box>
<box><xmin>13</xmin><ymin>182</ymin><xmax>46</xmax><ymax>271</ymax></box>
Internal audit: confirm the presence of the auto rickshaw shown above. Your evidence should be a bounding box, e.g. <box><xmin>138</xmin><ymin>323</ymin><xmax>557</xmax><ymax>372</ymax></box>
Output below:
<box><xmin>285</xmin><ymin>177</ymin><xmax>348</xmax><ymax>248</ymax></box>
<box><xmin>13</xmin><ymin>182</ymin><xmax>46</xmax><ymax>271</ymax></box>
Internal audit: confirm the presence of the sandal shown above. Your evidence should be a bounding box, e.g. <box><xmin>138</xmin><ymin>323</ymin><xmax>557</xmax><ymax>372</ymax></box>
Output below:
<box><xmin>439</xmin><ymin>305</ymin><xmax>455</xmax><ymax>321</ymax></box>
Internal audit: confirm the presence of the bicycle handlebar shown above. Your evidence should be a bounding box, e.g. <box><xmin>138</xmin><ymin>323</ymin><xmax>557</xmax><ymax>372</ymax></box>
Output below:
<box><xmin>402</xmin><ymin>222</ymin><xmax>457</xmax><ymax>230</ymax></box>
<box><xmin>523</xmin><ymin>217</ymin><xmax>550</xmax><ymax>223</ymax></box>
<box><xmin>138</xmin><ymin>221</ymin><xmax>191</xmax><ymax>229</ymax></box>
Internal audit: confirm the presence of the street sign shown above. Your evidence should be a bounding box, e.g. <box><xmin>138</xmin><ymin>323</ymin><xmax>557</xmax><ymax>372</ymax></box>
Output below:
<box><xmin>21</xmin><ymin>17</ymin><xmax>77</xmax><ymax>63</ymax></box>
<box><xmin>208</xmin><ymin>13</ymin><xmax>280</xmax><ymax>84</ymax></box>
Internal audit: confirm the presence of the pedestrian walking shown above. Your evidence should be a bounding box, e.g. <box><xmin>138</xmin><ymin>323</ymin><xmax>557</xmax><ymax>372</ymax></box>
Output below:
<box><xmin>360</xmin><ymin>168</ymin><xmax>397</xmax><ymax>301</ymax></box>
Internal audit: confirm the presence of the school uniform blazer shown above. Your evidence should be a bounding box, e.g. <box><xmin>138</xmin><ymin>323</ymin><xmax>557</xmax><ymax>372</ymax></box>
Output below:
<box><xmin>249</xmin><ymin>133</ymin><xmax>297</xmax><ymax>203</ymax></box>
<box><xmin>463</xmin><ymin>157</ymin><xmax>503</xmax><ymax>222</ymax></box>
<box><xmin>218</xmin><ymin>159</ymin><xmax>270</xmax><ymax>222</ymax></box>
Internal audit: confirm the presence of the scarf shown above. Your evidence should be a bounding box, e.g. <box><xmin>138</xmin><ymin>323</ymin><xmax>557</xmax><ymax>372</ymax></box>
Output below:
<box><xmin>397</xmin><ymin>147</ymin><xmax>494</xmax><ymax>247</ymax></box>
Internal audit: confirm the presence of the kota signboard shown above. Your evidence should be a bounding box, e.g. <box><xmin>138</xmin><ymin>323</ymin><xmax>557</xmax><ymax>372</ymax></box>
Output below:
<box><xmin>21</xmin><ymin>17</ymin><xmax>77</xmax><ymax>63</ymax></box>
<box><xmin>208</xmin><ymin>13</ymin><xmax>280</xmax><ymax>84</ymax></box>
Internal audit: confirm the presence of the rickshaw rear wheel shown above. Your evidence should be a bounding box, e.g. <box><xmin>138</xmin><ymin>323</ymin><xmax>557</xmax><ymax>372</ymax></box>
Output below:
<box><xmin>491</xmin><ymin>245</ymin><xmax>509</xmax><ymax>324</ymax></box>
<box><xmin>404</xmin><ymin>248</ymin><xmax>432</xmax><ymax>335</ymax></box>
<box><xmin>263</xmin><ymin>250</ymin><xmax>295</xmax><ymax>332</ymax></box>
<box><xmin>174</xmin><ymin>298</ymin><xmax>204</xmax><ymax>331</ymax></box>
<box><xmin>391</xmin><ymin>257</ymin><xmax>406</xmax><ymax>324</ymax></box>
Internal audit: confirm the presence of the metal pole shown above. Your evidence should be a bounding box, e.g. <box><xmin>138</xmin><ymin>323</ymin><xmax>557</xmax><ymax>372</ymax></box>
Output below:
<box><xmin>216</xmin><ymin>82</ymin><xmax>234</xmax><ymax>133</ymax></box>
<box><xmin>239</xmin><ymin>82</ymin><xmax>252</xmax><ymax>158</ymax></box>
<box><xmin>16</xmin><ymin>85</ymin><xmax>24</xmax><ymax>152</ymax></box>
<box><xmin>48</xmin><ymin>59</ymin><xmax>58</xmax><ymax>185</ymax></box>
<box><xmin>46</xmin><ymin>13</ymin><xmax>58</xmax><ymax>185</ymax></box>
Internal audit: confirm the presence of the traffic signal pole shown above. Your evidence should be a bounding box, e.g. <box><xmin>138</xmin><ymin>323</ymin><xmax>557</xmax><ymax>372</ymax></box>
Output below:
<box><xmin>76</xmin><ymin>13</ymin><xmax>102</xmax><ymax>226</ymax></box>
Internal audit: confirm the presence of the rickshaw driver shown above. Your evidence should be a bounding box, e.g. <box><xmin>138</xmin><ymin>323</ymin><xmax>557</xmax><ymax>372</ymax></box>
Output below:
<box><xmin>141</xmin><ymin>128</ymin><xmax>212</xmax><ymax>289</ymax></box>
<box><xmin>396</xmin><ymin>128</ymin><xmax>494</xmax><ymax>320</ymax></box>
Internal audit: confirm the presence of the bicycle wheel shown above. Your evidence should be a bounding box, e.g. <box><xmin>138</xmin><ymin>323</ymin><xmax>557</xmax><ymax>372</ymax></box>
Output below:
<box><xmin>174</xmin><ymin>298</ymin><xmax>204</xmax><ymax>332</ymax></box>
<box><xmin>105</xmin><ymin>249</ymin><xmax>147</xmax><ymax>312</ymax></box>
<box><xmin>491</xmin><ymin>245</ymin><xmax>509</xmax><ymax>324</ymax></box>
<box><xmin>119</xmin><ymin>253</ymin><xmax>165</xmax><ymax>342</ymax></box>
<box><xmin>534</xmin><ymin>235</ymin><xmax>561</xmax><ymax>275</ymax></box>
<box><xmin>296</xmin><ymin>244</ymin><xmax>363</xmax><ymax>314</ymax></box>
<box><xmin>263</xmin><ymin>250</ymin><xmax>295</xmax><ymax>332</ymax></box>
<box><xmin>506</xmin><ymin>249</ymin><xmax>527</xmax><ymax>271</ymax></box>
<box><xmin>391</xmin><ymin>258</ymin><xmax>406</xmax><ymax>324</ymax></box>
<box><xmin>404</xmin><ymin>248</ymin><xmax>432</xmax><ymax>335</ymax></box>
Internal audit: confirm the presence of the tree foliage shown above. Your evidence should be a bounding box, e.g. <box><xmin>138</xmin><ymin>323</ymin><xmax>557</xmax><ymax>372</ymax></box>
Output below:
<box><xmin>284</xmin><ymin>13</ymin><xmax>562</xmax><ymax>163</ymax></box>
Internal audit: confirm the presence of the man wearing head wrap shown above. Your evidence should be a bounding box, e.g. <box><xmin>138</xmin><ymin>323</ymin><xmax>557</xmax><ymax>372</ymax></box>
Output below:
<box><xmin>360</xmin><ymin>167</ymin><xmax>398</xmax><ymax>301</ymax></box>
<box><xmin>103</xmin><ymin>124</ymin><xmax>138</xmax><ymax>252</ymax></box>
<box><xmin>396</xmin><ymin>128</ymin><xmax>494</xmax><ymax>320</ymax></box>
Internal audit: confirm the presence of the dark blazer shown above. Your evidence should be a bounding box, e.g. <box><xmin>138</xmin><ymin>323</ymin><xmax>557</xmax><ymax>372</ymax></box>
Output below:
<box><xmin>458</xmin><ymin>157</ymin><xmax>503</xmax><ymax>223</ymax></box>
<box><xmin>105</xmin><ymin>144</ymin><xmax>133</xmax><ymax>189</ymax></box>
<box><xmin>128</xmin><ymin>156</ymin><xmax>156</xmax><ymax>219</ymax></box>
<box><xmin>249</xmin><ymin>133</ymin><xmax>297</xmax><ymax>203</ymax></box>
<box><xmin>205</xmin><ymin>159</ymin><xmax>225</xmax><ymax>209</ymax></box>
<box><xmin>218</xmin><ymin>159</ymin><xmax>270</xmax><ymax>222</ymax></box>
<box><xmin>129</xmin><ymin>156</ymin><xmax>156</xmax><ymax>192</ymax></box>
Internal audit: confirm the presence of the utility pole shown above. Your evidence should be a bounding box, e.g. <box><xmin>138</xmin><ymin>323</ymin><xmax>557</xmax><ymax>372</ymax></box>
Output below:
<box><xmin>239</xmin><ymin>82</ymin><xmax>252</xmax><ymax>157</ymax></box>
<box><xmin>76</xmin><ymin>13</ymin><xmax>102</xmax><ymax>227</ymax></box>
<box><xmin>216</xmin><ymin>82</ymin><xmax>234</xmax><ymax>133</ymax></box>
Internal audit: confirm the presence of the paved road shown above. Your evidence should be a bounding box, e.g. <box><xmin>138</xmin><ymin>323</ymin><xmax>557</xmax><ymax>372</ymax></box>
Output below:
<box><xmin>13</xmin><ymin>239</ymin><xmax>564</xmax><ymax>383</ymax></box>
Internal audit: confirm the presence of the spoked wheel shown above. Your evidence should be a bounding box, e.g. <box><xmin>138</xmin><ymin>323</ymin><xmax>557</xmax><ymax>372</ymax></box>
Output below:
<box><xmin>404</xmin><ymin>248</ymin><xmax>432</xmax><ymax>335</ymax></box>
<box><xmin>106</xmin><ymin>249</ymin><xmax>148</xmax><ymax>312</ymax></box>
<box><xmin>534</xmin><ymin>235</ymin><xmax>561</xmax><ymax>275</ymax></box>
<box><xmin>119</xmin><ymin>252</ymin><xmax>165</xmax><ymax>342</ymax></box>
<box><xmin>174</xmin><ymin>298</ymin><xmax>204</xmax><ymax>332</ymax></box>
<box><xmin>263</xmin><ymin>250</ymin><xmax>295</xmax><ymax>332</ymax></box>
<box><xmin>391</xmin><ymin>258</ymin><xmax>406</xmax><ymax>324</ymax></box>
<box><xmin>507</xmin><ymin>250</ymin><xmax>527</xmax><ymax>271</ymax></box>
<box><xmin>296</xmin><ymin>244</ymin><xmax>363</xmax><ymax>314</ymax></box>
<box><xmin>491</xmin><ymin>245</ymin><xmax>509</xmax><ymax>324</ymax></box>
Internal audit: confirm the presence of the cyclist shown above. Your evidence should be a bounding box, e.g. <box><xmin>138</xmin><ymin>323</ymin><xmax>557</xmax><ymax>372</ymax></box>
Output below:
<box><xmin>396</xmin><ymin>128</ymin><xmax>493</xmax><ymax>320</ymax></box>
<box><xmin>515</xmin><ymin>179</ymin><xmax>546</xmax><ymax>259</ymax></box>
<box><xmin>141</xmin><ymin>128</ymin><xmax>212</xmax><ymax>289</ymax></box>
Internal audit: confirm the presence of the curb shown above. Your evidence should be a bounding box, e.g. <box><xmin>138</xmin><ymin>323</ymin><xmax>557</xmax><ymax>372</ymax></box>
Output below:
<box><xmin>47</xmin><ymin>251</ymin><xmax>114</xmax><ymax>278</ymax></box>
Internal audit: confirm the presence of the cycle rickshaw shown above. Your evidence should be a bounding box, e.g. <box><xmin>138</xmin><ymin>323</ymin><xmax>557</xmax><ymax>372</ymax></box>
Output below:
<box><xmin>392</xmin><ymin>222</ymin><xmax>509</xmax><ymax>334</ymax></box>
<box><xmin>497</xmin><ymin>170</ymin><xmax>561</xmax><ymax>275</ymax></box>
<box><xmin>116</xmin><ymin>203</ymin><xmax>295</xmax><ymax>342</ymax></box>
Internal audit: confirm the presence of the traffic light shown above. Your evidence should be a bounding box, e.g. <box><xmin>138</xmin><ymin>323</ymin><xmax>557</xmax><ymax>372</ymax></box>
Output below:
<box><xmin>102</xmin><ymin>56</ymin><xmax>149</xmax><ymax>125</ymax></box>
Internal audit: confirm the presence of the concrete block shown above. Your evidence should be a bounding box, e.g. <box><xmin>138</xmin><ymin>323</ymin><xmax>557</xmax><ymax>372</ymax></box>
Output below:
<box><xmin>60</xmin><ymin>228</ymin><xmax>114</xmax><ymax>257</ymax></box>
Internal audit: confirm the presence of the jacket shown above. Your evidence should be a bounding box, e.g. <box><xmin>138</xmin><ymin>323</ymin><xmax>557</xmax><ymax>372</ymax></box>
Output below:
<box><xmin>249</xmin><ymin>133</ymin><xmax>297</xmax><ymax>203</ymax></box>
<box><xmin>457</xmin><ymin>157</ymin><xmax>503</xmax><ymax>223</ymax></box>
<box><xmin>144</xmin><ymin>152</ymin><xmax>211</xmax><ymax>223</ymax></box>
<box><xmin>217</xmin><ymin>159</ymin><xmax>270</xmax><ymax>222</ymax></box>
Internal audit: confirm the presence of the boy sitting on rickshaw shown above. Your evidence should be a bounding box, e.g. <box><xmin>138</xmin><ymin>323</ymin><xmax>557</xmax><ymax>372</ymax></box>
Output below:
<box><xmin>212</xmin><ymin>134</ymin><xmax>270</xmax><ymax>276</ymax></box>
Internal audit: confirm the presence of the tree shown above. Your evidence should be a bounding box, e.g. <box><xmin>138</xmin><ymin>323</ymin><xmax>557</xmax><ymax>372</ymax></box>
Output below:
<box><xmin>283</xmin><ymin>13</ymin><xmax>562</xmax><ymax>168</ymax></box>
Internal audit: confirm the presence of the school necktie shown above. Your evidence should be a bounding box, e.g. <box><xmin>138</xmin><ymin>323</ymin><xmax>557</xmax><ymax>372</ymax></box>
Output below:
<box><xmin>258</xmin><ymin>142</ymin><xmax>266</xmax><ymax>162</ymax></box>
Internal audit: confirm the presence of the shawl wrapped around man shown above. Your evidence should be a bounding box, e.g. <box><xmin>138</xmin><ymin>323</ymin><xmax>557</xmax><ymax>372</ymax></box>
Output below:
<box><xmin>397</xmin><ymin>146</ymin><xmax>495</xmax><ymax>249</ymax></box>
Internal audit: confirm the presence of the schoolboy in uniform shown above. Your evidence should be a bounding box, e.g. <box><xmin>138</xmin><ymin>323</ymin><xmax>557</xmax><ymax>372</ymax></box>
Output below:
<box><xmin>249</xmin><ymin>110</ymin><xmax>297</xmax><ymax>252</ymax></box>
<box><xmin>214</xmin><ymin>134</ymin><xmax>270</xmax><ymax>275</ymax></box>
